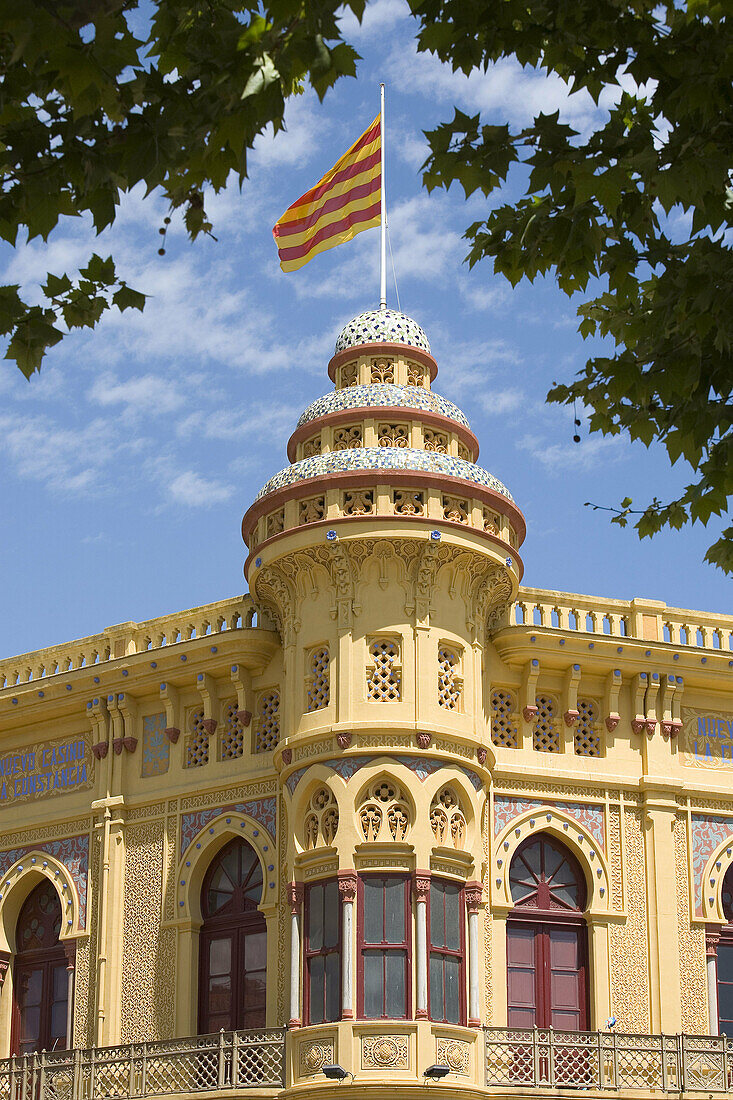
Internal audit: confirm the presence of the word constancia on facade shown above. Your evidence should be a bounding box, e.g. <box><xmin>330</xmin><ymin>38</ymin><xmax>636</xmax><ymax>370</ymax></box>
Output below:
<box><xmin>0</xmin><ymin>308</ymin><xmax>732</xmax><ymax>1100</ymax></box>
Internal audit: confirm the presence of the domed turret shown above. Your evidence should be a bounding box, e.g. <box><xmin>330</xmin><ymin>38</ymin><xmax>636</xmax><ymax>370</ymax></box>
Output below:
<box><xmin>242</xmin><ymin>307</ymin><xmax>525</xmax><ymax>575</ymax></box>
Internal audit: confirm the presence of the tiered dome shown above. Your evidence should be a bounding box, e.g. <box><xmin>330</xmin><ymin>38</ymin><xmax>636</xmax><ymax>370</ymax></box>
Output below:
<box><xmin>242</xmin><ymin>307</ymin><xmax>525</xmax><ymax>570</ymax></box>
<box><xmin>334</xmin><ymin>308</ymin><xmax>430</xmax><ymax>354</ymax></box>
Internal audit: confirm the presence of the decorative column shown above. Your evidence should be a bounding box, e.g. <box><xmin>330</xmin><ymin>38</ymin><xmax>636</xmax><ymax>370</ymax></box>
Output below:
<box><xmin>413</xmin><ymin>871</ymin><xmax>431</xmax><ymax>1019</ymax></box>
<box><xmin>706</xmin><ymin>929</ymin><xmax>721</xmax><ymax>1035</ymax></box>
<box><xmin>63</xmin><ymin>941</ymin><xmax>76</xmax><ymax>1048</ymax></box>
<box><xmin>465</xmin><ymin>881</ymin><xmax>484</xmax><ymax>1027</ymax></box>
<box><xmin>338</xmin><ymin>872</ymin><xmax>357</xmax><ymax>1019</ymax></box>
<box><xmin>287</xmin><ymin>882</ymin><xmax>304</xmax><ymax>1029</ymax></box>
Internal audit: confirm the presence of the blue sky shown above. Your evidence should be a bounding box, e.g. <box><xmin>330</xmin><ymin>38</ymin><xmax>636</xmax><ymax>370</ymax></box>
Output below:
<box><xmin>0</xmin><ymin>0</ymin><xmax>729</xmax><ymax>659</ymax></box>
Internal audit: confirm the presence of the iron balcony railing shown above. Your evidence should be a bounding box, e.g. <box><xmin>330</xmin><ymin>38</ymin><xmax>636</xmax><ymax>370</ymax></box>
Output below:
<box><xmin>0</xmin><ymin>1028</ymin><xmax>285</xmax><ymax>1100</ymax></box>
<box><xmin>485</xmin><ymin>1026</ymin><xmax>733</xmax><ymax>1092</ymax></box>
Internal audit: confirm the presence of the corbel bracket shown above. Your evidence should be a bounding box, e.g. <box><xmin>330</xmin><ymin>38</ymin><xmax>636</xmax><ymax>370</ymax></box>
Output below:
<box><xmin>521</xmin><ymin>658</ymin><xmax>540</xmax><ymax>722</ymax></box>
<box><xmin>563</xmin><ymin>663</ymin><xmax>581</xmax><ymax>726</ymax></box>
<box><xmin>604</xmin><ymin>669</ymin><xmax>622</xmax><ymax>733</ymax></box>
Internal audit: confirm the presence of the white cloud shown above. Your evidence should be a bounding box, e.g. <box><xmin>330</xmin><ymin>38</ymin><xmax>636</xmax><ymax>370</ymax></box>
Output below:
<box><xmin>339</xmin><ymin>0</ymin><xmax>410</xmax><ymax>40</ymax></box>
<box><xmin>90</xmin><ymin>373</ymin><xmax>186</xmax><ymax>415</ymax></box>
<box><xmin>168</xmin><ymin>470</ymin><xmax>234</xmax><ymax>507</ymax></box>
<box><xmin>478</xmin><ymin>388</ymin><xmax>524</xmax><ymax>415</ymax></box>
<box><xmin>391</xmin><ymin>41</ymin><xmax>603</xmax><ymax>132</ymax></box>
<box><xmin>460</xmin><ymin>282</ymin><xmax>510</xmax><ymax>313</ymax></box>
<box><xmin>0</xmin><ymin>414</ymin><xmax>114</xmax><ymax>493</ymax></box>
<box><xmin>517</xmin><ymin>431</ymin><xmax>626</xmax><ymax>473</ymax></box>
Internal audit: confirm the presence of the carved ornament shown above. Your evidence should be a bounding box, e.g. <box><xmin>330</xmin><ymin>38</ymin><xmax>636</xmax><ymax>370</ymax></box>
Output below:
<box><xmin>337</xmin><ymin>871</ymin><xmax>358</xmax><ymax>903</ymax></box>
<box><xmin>287</xmin><ymin>881</ymin><xmax>304</xmax><ymax>914</ymax></box>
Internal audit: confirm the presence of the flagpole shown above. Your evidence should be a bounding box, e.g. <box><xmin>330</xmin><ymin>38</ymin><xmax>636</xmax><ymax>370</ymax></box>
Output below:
<box><xmin>379</xmin><ymin>83</ymin><xmax>387</xmax><ymax>311</ymax></box>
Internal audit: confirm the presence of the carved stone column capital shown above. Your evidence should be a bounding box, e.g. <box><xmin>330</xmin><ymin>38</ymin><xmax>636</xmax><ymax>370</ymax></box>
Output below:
<box><xmin>0</xmin><ymin>951</ymin><xmax>9</xmax><ymax>988</ymax></box>
<box><xmin>465</xmin><ymin>880</ymin><xmax>484</xmax><ymax>914</ymax></box>
<box><xmin>337</xmin><ymin>871</ymin><xmax>358</xmax><ymax>903</ymax></box>
<box><xmin>706</xmin><ymin>929</ymin><xmax>722</xmax><ymax>957</ymax></box>
<box><xmin>287</xmin><ymin>881</ymin><xmax>304</xmax><ymax>915</ymax></box>
<box><xmin>412</xmin><ymin>870</ymin><xmax>431</xmax><ymax>903</ymax></box>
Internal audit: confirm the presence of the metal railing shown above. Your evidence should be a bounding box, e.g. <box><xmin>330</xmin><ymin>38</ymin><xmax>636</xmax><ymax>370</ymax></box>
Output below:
<box><xmin>485</xmin><ymin>1027</ymin><xmax>733</xmax><ymax>1092</ymax></box>
<box><xmin>0</xmin><ymin>1029</ymin><xmax>285</xmax><ymax>1099</ymax></box>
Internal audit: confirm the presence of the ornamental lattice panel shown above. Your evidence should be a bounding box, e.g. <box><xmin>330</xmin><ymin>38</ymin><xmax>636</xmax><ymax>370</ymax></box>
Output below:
<box><xmin>490</xmin><ymin>689</ymin><xmax>518</xmax><ymax>749</ymax></box>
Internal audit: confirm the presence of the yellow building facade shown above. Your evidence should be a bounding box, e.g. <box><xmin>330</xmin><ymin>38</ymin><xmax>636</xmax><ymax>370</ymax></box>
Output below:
<box><xmin>0</xmin><ymin>307</ymin><xmax>732</xmax><ymax>1100</ymax></box>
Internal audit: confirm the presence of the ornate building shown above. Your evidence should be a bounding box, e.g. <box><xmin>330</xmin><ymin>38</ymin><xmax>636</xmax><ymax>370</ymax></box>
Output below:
<box><xmin>0</xmin><ymin>307</ymin><xmax>732</xmax><ymax>1098</ymax></box>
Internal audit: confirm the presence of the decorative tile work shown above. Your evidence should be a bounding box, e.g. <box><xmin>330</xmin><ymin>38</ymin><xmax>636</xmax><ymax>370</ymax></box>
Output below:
<box><xmin>180</xmin><ymin>797</ymin><xmax>277</xmax><ymax>855</ymax></box>
<box><xmin>0</xmin><ymin>835</ymin><xmax>89</xmax><ymax>927</ymax></box>
<box><xmin>460</xmin><ymin>767</ymin><xmax>484</xmax><ymax>792</ymax></box>
<box><xmin>286</xmin><ymin>767</ymin><xmax>309</xmax><ymax>796</ymax></box>
<box><xmin>286</xmin><ymin>756</ymin><xmax>483</xmax><ymax>792</ymax></box>
<box><xmin>142</xmin><ymin>712</ymin><xmax>169</xmax><ymax>777</ymax></box>
<box><xmin>255</xmin><ymin>447</ymin><xmax>513</xmax><ymax>502</ymax></box>
<box><xmin>493</xmin><ymin>794</ymin><xmax>605</xmax><ymax>851</ymax></box>
<box><xmin>691</xmin><ymin>813</ymin><xmax>733</xmax><ymax>916</ymax></box>
<box><xmin>335</xmin><ymin>308</ymin><xmax>430</xmax><ymax>354</ymax></box>
<box><xmin>296</xmin><ymin>384</ymin><xmax>470</xmax><ymax>430</ymax></box>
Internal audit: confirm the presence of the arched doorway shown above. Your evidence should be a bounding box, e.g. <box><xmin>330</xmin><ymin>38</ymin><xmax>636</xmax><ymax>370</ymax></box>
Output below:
<box><xmin>11</xmin><ymin>881</ymin><xmax>68</xmax><ymax>1054</ymax></box>
<box><xmin>198</xmin><ymin>837</ymin><xmax>266</xmax><ymax>1033</ymax></box>
<box><xmin>506</xmin><ymin>834</ymin><xmax>589</xmax><ymax>1030</ymax></box>
<box><xmin>717</xmin><ymin>865</ymin><xmax>733</xmax><ymax>1034</ymax></box>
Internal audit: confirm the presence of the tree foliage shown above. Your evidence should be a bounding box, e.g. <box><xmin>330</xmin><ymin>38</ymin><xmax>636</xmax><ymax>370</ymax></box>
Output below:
<box><xmin>0</xmin><ymin>0</ymin><xmax>361</xmax><ymax>377</ymax></box>
<box><xmin>410</xmin><ymin>0</ymin><xmax>733</xmax><ymax>572</ymax></box>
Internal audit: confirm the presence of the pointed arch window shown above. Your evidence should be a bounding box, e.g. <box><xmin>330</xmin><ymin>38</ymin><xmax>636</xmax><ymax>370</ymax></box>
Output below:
<box><xmin>507</xmin><ymin>835</ymin><xmax>589</xmax><ymax>1031</ymax></box>
<box><xmin>717</xmin><ymin>865</ymin><xmax>733</xmax><ymax>1034</ymax></box>
<box><xmin>199</xmin><ymin>838</ymin><xmax>266</xmax><ymax>1033</ymax></box>
<box><xmin>12</xmin><ymin>882</ymin><xmax>68</xmax><ymax>1054</ymax></box>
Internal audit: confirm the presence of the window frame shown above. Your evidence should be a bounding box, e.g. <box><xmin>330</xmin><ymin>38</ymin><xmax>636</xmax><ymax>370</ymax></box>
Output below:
<box><xmin>303</xmin><ymin>879</ymin><xmax>342</xmax><ymax>1025</ymax></box>
<box><xmin>356</xmin><ymin>873</ymin><xmax>412</xmax><ymax>1020</ymax></box>
<box><xmin>427</xmin><ymin>877</ymin><xmax>466</xmax><ymax>1025</ymax></box>
<box><xmin>197</xmin><ymin>838</ymin><xmax>267</xmax><ymax>1034</ymax></box>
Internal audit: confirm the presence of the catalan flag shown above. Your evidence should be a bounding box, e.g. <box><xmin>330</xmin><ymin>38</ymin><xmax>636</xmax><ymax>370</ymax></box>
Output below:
<box><xmin>272</xmin><ymin>115</ymin><xmax>381</xmax><ymax>273</ymax></box>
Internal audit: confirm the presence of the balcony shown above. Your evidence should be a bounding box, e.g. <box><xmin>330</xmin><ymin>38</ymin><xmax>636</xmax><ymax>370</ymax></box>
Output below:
<box><xmin>0</xmin><ymin>1029</ymin><xmax>285</xmax><ymax>1100</ymax></box>
<box><xmin>485</xmin><ymin>1026</ymin><xmax>733</xmax><ymax>1092</ymax></box>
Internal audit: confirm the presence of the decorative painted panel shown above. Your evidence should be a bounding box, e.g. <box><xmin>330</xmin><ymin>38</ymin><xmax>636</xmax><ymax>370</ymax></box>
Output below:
<box><xmin>494</xmin><ymin>795</ymin><xmax>605</xmax><ymax>851</ymax></box>
<box><xmin>691</xmin><ymin>813</ymin><xmax>733</xmax><ymax>916</ymax></box>
<box><xmin>180</xmin><ymin>797</ymin><xmax>277</xmax><ymax>855</ymax></box>
<box><xmin>0</xmin><ymin>835</ymin><xmax>89</xmax><ymax>927</ymax></box>
<box><xmin>142</xmin><ymin>713</ymin><xmax>169</xmax><ymax>777</ymax></box>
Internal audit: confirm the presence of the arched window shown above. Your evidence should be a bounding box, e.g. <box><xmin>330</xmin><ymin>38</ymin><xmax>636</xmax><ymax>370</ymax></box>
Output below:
<box><xmin>507</xmin><ymin>835</ymin><xmax>589</xmax><ymax>1030</ymax></box>
<box><xmin>199</xmin><ymin>838</ymin><xmax>266</xmax><ymax>1033</ymax></box>
<box><xmin>11</xmin><ymin>881</ymin><xmax>68</xmax><ymax>1054</ymax></box>
<box><xmin>718</xmin><ymin>865</ymin><xmax>733</xmax><ymax>1034</ymax></box>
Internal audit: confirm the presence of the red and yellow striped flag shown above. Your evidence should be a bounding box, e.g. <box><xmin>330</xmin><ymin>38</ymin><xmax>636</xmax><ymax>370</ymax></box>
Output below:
<box><xmin>272</xmin><ymin>116</ymin><xmax>381</xmax><ymax>272</ymax></box>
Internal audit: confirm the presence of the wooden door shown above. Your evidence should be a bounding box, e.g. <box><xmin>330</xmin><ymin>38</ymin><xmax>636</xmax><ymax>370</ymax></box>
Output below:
<box><xmin>11</xmin><ymin>883</ymin><xmax>67</xmax><ymax>1054</ymax></box>
<box><xmin>507</xmin><ymin>920</ymin><xmax>587</xmax><ymax>1030</ymax></box>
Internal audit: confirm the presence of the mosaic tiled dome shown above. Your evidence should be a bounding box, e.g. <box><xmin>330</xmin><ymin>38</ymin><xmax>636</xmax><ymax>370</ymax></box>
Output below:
<box><xmin>296</xmin><ymin>384</ymin><xmax>470</xmax><ymax>430</ymax></box>
<box><xmin>255</xmin><ymin>448</ymin><xmax>512</xmax><ymax>502</ymax></box>
<box><xmin>335</xmin><ymin>309</ymin><xmax>431</xmax><ymax>355</ymax></box>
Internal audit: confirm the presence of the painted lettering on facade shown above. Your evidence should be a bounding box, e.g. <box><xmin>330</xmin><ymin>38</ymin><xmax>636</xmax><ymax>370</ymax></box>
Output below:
<box><xmin>0</xmin><ymin>737</ymin><xmax>92</xmax><ymax>802</ymax></box>
<box><xmin>681</xmin><ymin>707</ymin><xmax>733</xmax><ymax>768</ymax></box>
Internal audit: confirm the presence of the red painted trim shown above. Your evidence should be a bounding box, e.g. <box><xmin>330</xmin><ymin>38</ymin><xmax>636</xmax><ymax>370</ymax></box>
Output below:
<box><xmin>242</xmin><ymin>468</ymin><xmax>526</xmax><ymax>549</ymax></box>
<box><xmin>427</xmin><ymin>877</ymin><xmax>467</xmax><ymax>1026</ymax></box>
<box><xmin>287</xmin><ymin>407</ymin><xmax>479</xmax><ymax>464</ymax></box>
<box><xmin>356</xmin><ymin>873</ymin><xmax>412</xmax><ymax>1020</ymax></box>
<box><xmin>303</xmin><ymin>878</ymin><xmax>342</xmax><ymax>1025</ymax></box>
<box><xmin>327</xmin><ymin>342</ymin><xmax>438</xmax><ymax>383</ymax></box>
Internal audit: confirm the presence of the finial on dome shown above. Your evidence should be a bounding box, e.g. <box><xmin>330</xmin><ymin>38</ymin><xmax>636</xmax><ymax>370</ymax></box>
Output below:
<box><xmin>335</xmin><ymin>308</ymin><xmax>430</xmax><ymax>355</ymax></box>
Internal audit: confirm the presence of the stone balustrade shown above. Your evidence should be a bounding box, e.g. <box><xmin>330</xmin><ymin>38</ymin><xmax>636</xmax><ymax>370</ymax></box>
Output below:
<box><xmin>0</xmin><ymin>595</ymin><xmax>267</xmax><ymax>690</ymax></box>
<box><xmin>510</xmin><ymin>587</ymin><xmax>733</xmax><ymax>653</ymax></box>
<box><xmin>485</xmin><ymin>1026</ymin><xmax>733</xmax><ymax>1092</ymax></box>
<box><xmin>0</xmin><ymin>1028</ymin><xmax>285</xmax><ymax>1099</ymax></box>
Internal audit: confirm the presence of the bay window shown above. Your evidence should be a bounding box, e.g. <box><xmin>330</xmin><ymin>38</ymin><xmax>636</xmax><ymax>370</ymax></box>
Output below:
<box><xmin>358</xmin><ymin>874</ymin><xmax>410</xmax><ymax>1018</ymax></box>
<box><xmin>428</xmin><ymin>878</ymin><xmax>465</xmax><ymax>1024</ymax></box>
<box><xmin>304</xmin><ymin>880</ymin><xmax>340</xmax><ymax>1024</ymax></box>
